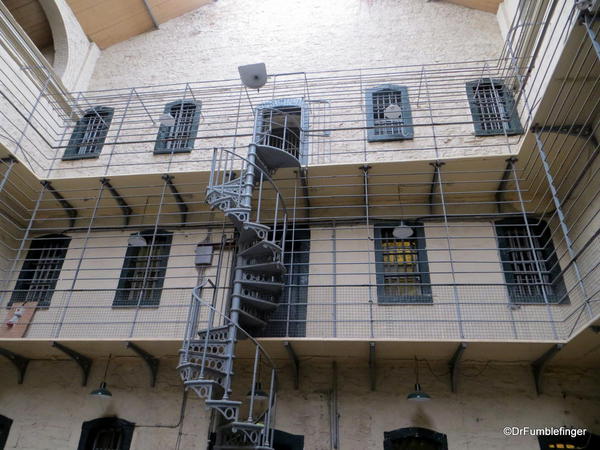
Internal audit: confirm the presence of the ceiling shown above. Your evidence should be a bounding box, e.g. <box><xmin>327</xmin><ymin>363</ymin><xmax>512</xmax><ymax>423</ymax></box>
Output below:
<box><xmin>2</xmin><ymin>0</ymin><xmax>53</xmax><ymax>49</ymax></box>
<box><xmin>65</xmin><ymin>0</ymin><xmax>213</xmax><ymax>49</ymax></box>
<box><xmin>441</xmin><ymin>0</ymin><xmax>502</xmax><ymax>13</ymax></box>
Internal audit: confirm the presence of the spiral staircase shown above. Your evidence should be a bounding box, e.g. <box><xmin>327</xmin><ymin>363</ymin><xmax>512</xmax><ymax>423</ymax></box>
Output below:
<box><xmin>179</xmin><ymin>112</ymin><xmax>302</xmax><ymax>449</ymax></box>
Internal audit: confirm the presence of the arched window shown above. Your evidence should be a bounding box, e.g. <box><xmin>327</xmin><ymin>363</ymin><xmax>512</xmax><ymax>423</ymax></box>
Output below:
<box><xmin>495</xmin><ymin>217</ymin><xmax>567</xmax><ymax>303</ymax></box>
<box><xmin>63</xmin><ymin>107</ymin><xmax>114</xmax><ymax>160</ymax></box>
<box><xmin>466</xmin><ymin>78</ymin><xmax>522</xmax><ymax>136</ymax></box>
<box><xmin>154</xmin><ymin>100</ymin><xmax>201</xmax><ymax>153</ymax></box>
<box><xmin>383</xmin><ymin>427</ymin><xmax>448</xmax><ymax>450</ymax></box>
<box><xmin>77</xmin><ymin>417</ymin><xmax>134</xmax><ymax>450</ymax></box>
<box><xmin>366</xmin><ymin>84</ymin><xmax>414</xmax><ymax>142</ymax></box>
<box><xmin>0</xmin><ymin>415</ymin><xmax>13</xmax><ymax>449</ymax></box>
<box><xmin>10</xmin><ymin>234</ymin><xmax>71</xmax><ymax>307</ymax></box>
<box><xmin>113</xmin><ymin>229</ymin><xmax>173</xmax><ymax>307</ymax></box>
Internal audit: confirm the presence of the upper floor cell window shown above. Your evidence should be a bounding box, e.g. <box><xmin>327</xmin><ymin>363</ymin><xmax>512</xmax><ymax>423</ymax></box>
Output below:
<box><xmin>466</xmin><ymin>79</ymin><xmax>523</xmax><ymax>136</ymax></box>
<box><xmin>63</xmin><ymin>107</ymin><xmax>114</xmax><ymax>160</ymax></box>
<box><xmin>154</xmin><ymin>100</ymin><xmax>201</xmax><ymax>154</ymax></box>
<box><xmin>495</xmin><ymin>218</ymin><xmax>566</xmax><ymax>304</ymax></box>
<box><xmin>10</xmin><ymin>234</ymin><xmax>71</xmax><ymax>307</ymax></box>
<box><xmin>113</xmin><ymin>229</ymin><xmax>173</xmax><ymax>307</ymax></box>
<box><xmin>374</xmin><ymin>222</ymin><xmax>431</xmax><ymax>304</ymax></box>
<box><xmin>255</xmin><ymin>98</ymin><xmax>309</xmax><ymax>166</ymax></box>
<box><xmin>366</xmin><ymin>85</ymin><xmax>413</xmax><ymax>142</ymax></box>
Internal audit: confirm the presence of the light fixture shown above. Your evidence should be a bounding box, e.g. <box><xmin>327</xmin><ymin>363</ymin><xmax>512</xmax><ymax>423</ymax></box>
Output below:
<box><xmin>91</xmin><ymin>354</ymin><xmax>113</xmax><ymax>398</ymax></box>
<box><xmin>159</xmin><ymin>113</ymin><xmax>176</xmax><ymax>127</ymax></box>
<box><xmin>246</xmin><ymin>381</ymin><xmax>268</xmax><ymax>402</ymax></box>
<box><xmin>393</xmin><ymin>221</ymin><xmax>414</xmax><ymax>239</ymax></box>
<box><xmin>238</xmin><ymin>63</ymin><xmax>267</xmax><ymax>89</ymax></box>
<box><xmin>384</xmin><ymin>103</ymin><xmax>402</xmax><ymax>119</ymax></box>
<box><xmin>407</xmin><ymin>357</ymin><xmax>431</xmax><ymax>402</ymax></box>
<box><xmin>128</xmin><ymin>232</ymin><xmax>147</xmax><ymax>247</ymax></box>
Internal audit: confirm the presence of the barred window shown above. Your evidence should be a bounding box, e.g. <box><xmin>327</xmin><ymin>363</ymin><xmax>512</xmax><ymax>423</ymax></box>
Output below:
<box><xmin>374</xmin><ymin>222</ymin><xmax>431</xmax><ymax>303</ymax></box>
<box><xmin>63</xmin><ymin>107</ymin><xmax>113</xmax><ymax>160</ymax></box>
<box><xmin>10</xmin><ymin>234</ymin><xmax>70</xmax><ymax>307</ymax></box>
<box><xmin>366</xmin><ymin>85</ymin><xmax>413</xmax><ymax>141</ymax></box>
<box><xmin>466</xmin><ymin>79</ymin><xmax>523</xmax><ymax>136</ymax></box>
<box><xmin>78</xmin><ymin>417</ymin><xmax>134</xmax><ymax>450</ymax></box>
<box><xmin>496</xmin><ymin>218</ymin><xmax>566</xmax><ymax>303</ymax></box>
<box><xmin>154</xmin><ymin>100</ymin><xmax>201</xmax><ymax>153</ymax></box>
<box><xmin>113</xmin><ymin>229</ymin><xmax>173</xmax><ymax>307</ymax></box>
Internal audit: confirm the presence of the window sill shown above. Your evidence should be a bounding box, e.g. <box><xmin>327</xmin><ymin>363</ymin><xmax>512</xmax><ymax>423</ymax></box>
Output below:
<box><xmin>153</xmin><ymin>148</ymin><xmax>193</xmax><ymax>155</ymax></box>
<box><xmin>377</xmin><ymin>295</ymin><xmax>433</xmax><ymax>305</ymax></box>
<box><xmin>367</xmin><ymin>135</ymin><xmax>413</xmax><ymax>142</ymax></box>
<box><xmin>61</xmin><ymin>153</ymin><xmax>101</xmax><ymax>161</ymax></box>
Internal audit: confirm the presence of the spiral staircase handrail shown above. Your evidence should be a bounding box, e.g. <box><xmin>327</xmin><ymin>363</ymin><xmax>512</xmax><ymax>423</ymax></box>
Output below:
<box><xmin>190</xmin><ymin>281</ymin><xmax>279</xmax><ymax>372</ymax></box>
<box><xmin>211</xmin><ymin>147</ymin><xmax>290</xmax><ymax>217</ymax></box>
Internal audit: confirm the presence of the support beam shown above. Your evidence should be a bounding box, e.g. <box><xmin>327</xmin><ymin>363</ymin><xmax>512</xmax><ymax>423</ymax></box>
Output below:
<box><xmin>283</xmin><ymin>341</ymin><xmax>299</xmax><ymax>389</ymax></box>
<box><xmin>495</xmin><ymin>158</ymin><xmax>517</xmax><ymax>214</ymax></box>
<box><xmin>359</xmin><ymin>165</ymin><xmax>371</xmax><ymax>218</ymax></box>
<box><xmin>299</xmin><ymin>168</ymin><xmax>311</xmax><ymax>211</ymax></box>
<box><xmin>100</xmin><ymin>178</ymin><xmax>133</xmax><ymax>226</ymax></box>
<box><xmin>0</xmin><ymin>157</ymin><xmax>16</xmax><ymax>192</ymax></box>
<box><xmin>141</xmin><ymin>0</ymin><xmax>160</xmax><ymax>30</ymax></box>
<box><xmin>52</xmin><ymin>342</ymin><xmax>92</xmax><ymax>386</ymax></box>
<box><xmin>40</xmin><ymin>181</ymin><xmax>78</xmax><ymax>228</ymax></box>
<box><xmin>532</xmin><ymin>344</ymin><xmax>563</xmax><ymax>395</ymax></box>
<box><xmin>580</xmin><ymin>10</ymin><xmax>600</xmax><ymax>60</ymax></box>
<box><xmin>126</xmin><ymin>342</ymin><xmax>159</xmax><ymax>387</ymax></box>
<box><xmin>0</xmin><ymin>347</ymin><xmax>29</xmax><ymax>384</ymax></box>
<box><xmin>429</xmin><ymin>161</ymin><xmax>444</xmax><ymax>215</ymax></box>
<box><xmin>162</xmin><ymin>175</ymin><xmax>189</xmax><ymax>224</ymax></box>
<box><xmin>448</xmin><ymin>342</ymin><xmax>467</xmax><ymax>393</ymax></box>
<box><xmin>368</xmin><ymin>342</ymin><xmax>376</xmax><ymax>391</ymax></box>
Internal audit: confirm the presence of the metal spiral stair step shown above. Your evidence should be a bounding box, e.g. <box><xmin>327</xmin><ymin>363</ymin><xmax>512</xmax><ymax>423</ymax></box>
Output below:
<box><xmin>238</xmin><ymin>292</ymin><xmax>279</xmax><ymax>311</ymax></box>
<box><xmin>232</xmin><ymin>307</ymin><xmax>267</xmax><ymax>329</ymax></box>
<box><xmin>183</xmin><ymin>379</ymin><xmax>225</xmax><ymax>399</ymax></box>
<box><xmin>239</xmin><ymin>278</ymin><xmax>284</xmax><ymax>294</ymax></box>
<box><xmin>239</xmin><ymin>223</ymin><xmax>271</xmax><ymax>244</ymax></box>
<box><xmin>237</xmin><ymin>261</ymin><xmax>286</xmax><ymax>275</ymax></box>
<box><xmin>197</xmin><ymin>325</ymin><xmax>233</xmax><ymax>341</ymax></box>
<box><xmin>179</xmin><ymin>360</ymin><xmax>233</xmax><ymax>378</ymax></box>
<box><xmin>214</xmin><ymin>446</ymin><xmax>273</xmax><ymax>450</ymax></box>
<box><xmin>205</xmin><ymin>399</ymin><xmax>242</xmax><ymax>422</ymax></box>
<box><xmin>238</xmin><ymin>241</ymin><xmax>282</xmax><ymax>258</ymax></box>
<box><xmin>255</xmin><ymin>144</ymin><xmax>301</xmax><ymax>170</ymax></box>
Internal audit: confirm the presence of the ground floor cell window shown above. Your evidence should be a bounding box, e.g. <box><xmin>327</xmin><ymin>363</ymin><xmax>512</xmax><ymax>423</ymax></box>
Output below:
<box><xmin>383</xmin><ymin>427</ymin><xmax>448</xmax><ymax>450</ymax></box>
<box><xmin>77</xmin><ymin>417</ymin><xmax>134</xmax><ymax>450</ymax></box>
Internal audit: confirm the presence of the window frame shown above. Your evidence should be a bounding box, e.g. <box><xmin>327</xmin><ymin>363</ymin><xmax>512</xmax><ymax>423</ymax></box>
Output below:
<box><xmin>113</xmin><ymin>229</ymin><xmax>173</xmax><ymax>308</ymax></box>
<box><xmin>0</xmin><ymin>415</ymin><xmax>12</xmax><ymax>450</ymax></box>
<box><xmin>63</xmin><ymin>107</ymin><xmax>114</xmax><ymax>160</ymax></box>
<box><xmin>254</xmin><ymin>98</ymin><xmax>309</xmax><ymax>165</ymax></box>
<box><xmin>10</xmin><ymin>234</ymin><xmax>71</xmax><ymax>307</ymax></box>
<box><xmin>466</xmin><ymin>78</ymin><xmax>523</xmax><ymax>136</ymax></box>
<box><xmin>154</xmin><ymin>100</ymin><xmax>202</xmax><ymax>154</ymax></box>
<box><xmin>374</xmin><ymin>221</ymin><xmax>432</xmax><ymax>304</ymax></box>
<box><xmin>365</xmin><ymin>84</ymin><xmax>414</xmax><ymax>142</ymax></box>
<box><xmin>77</xmin><ymin>417</ymin><xmax>134</xmax><ymax>450</ymax></box>
<box><xmin>495</xmin><ymin>217</ymin><xmax>568</xmax><ymax>304</ymax></box>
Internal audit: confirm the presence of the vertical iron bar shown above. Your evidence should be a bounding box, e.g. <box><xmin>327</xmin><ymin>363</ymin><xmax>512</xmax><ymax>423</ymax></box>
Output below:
<box><xmin>247</xmin><ymin>345</ymin><xmax>260</xmax><ymax>422</ymax></box>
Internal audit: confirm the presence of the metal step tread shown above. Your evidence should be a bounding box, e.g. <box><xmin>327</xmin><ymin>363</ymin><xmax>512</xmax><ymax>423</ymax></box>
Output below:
<box><xmin>255</xmin><ymin>144</ymin><xmax>301</xmax><ymax>170</ymax></box>
<box><xmin>182</xmin><ymin>349</ymin><xmax>232</xmax><ymax>360</ymax></box>
<box><xmin>239</xmin><ymin>279</ymin><xmax>284</xmax><ymax>293</ymax></box>
<box><xmin>232</xmin><ymin>307</ymin><xmax>267</xmax><ymax>329</ymax></box>
<box><xmin>237</xmin><ymin>293</ymin><xmax>278</xmax><ymax>311</ymax></box>
<box><xmin>239</xmin><ymin>223</ymin><xmax>271</xmax><ymax>243</ymax></box>
<box><xmin>205</xmin><ymin>399</ymin><xmax>242</xmax><ymax>408</ymax></box>
<box><xmin>238</xmin><ymin>261</ymin><xmax>286</xmax><ymax>275</ymax></box>
<box><xmin>239</xmin><ymin>241</ymin><xmax>282</xmax><ymax>258</ymax></box>
<box><xmin>220</xmin><ymin>421</ymin><xmax>265</xmax><ymax>431</ymax></box>
<box><xmin>178</xmin><ymin>361</ymin><xmax>232</xmax><ymax>377</ymax></box>
<box><xmin>214</xmin><ymin>446</ymin><xmax>273</xmax><ymax>450</ymax></box>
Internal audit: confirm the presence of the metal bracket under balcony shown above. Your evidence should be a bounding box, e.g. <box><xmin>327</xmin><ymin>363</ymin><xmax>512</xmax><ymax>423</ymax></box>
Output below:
<box><xmin>0</xmin><ymin>347</ymin><xmax>29</xmax><ymax>384</ymax></box>
<box><xmin>126</xmin><ymin>342</ymin><xmax>159</xmax><ymax>387</ymax></box>
<box><xmin>52</xmin><ymin>341</ymin><xmax>92</xmax><ymax>386</ymax></box>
